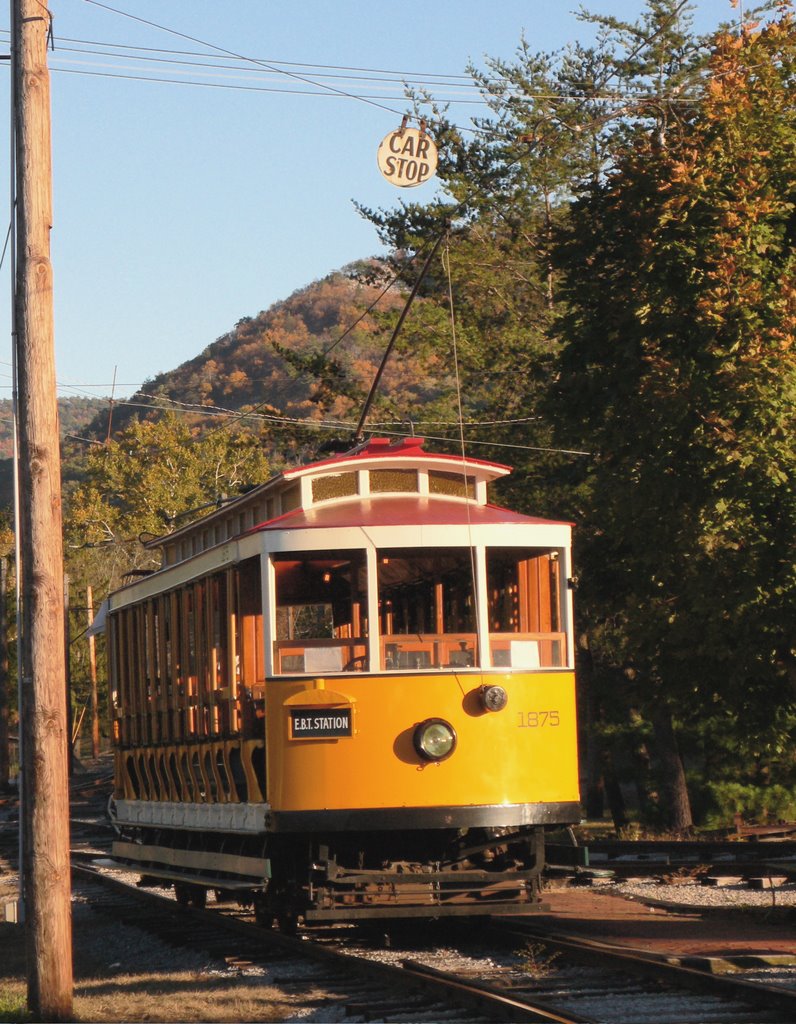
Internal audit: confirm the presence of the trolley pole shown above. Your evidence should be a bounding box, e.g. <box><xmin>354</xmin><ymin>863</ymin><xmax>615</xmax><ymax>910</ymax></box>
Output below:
<box><xmin>12</xmin><ymin>0</ymin><xmax>74</xmax><ymax>1017</ymax></box>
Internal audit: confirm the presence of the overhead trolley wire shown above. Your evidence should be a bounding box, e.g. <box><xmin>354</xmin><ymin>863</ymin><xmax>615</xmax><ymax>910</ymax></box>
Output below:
<box><xmin>0</xmin><ymin>46</ymin><xmax>707</xmax><ymax>110</ymax></box>
<box><xmin>0</xmin><ymin>29</ymin><xmax>480</xmax><ymax>83</ymax></box>
<box><xmin>26</xmin><ymin>40</ymin><xmax>486</xmax><ymax>91</ymax></box>
<box><xmin>0</xmin><ymin>28</ymin><xmax>706</xmax><ymax>105</ymax></box>
<box><xmin>48</xmin><ymin>65</ymin><xmax>496</xmax><ymax>106</ymax></box>
<box><xmin>79</xmin><ymin>0</ymin><xmax>411</xmax><ymax>119</ymax></box>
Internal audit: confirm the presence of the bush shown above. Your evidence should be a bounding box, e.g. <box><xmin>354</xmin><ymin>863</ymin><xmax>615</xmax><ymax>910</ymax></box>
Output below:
<box><xmin>703</xmin><ymin>782</ymin><xmax>796</xmax><ymax>828</ymax></box>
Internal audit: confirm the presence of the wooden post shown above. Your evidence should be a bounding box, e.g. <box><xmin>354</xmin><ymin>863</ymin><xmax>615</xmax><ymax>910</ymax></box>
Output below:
<box><xmin>87</xmin><ymin>585</ymin><xmax>100</xmax><ymax>758</ymax></box>
<box><xmin>0</xmin><ymin>559</ymin><xmax>9</xmax><ymax>788</ymax></box>
<box><xmin>13</xmin><ymin>0</ymin><xmax>74</xmax><ymax>1017</ymax></box>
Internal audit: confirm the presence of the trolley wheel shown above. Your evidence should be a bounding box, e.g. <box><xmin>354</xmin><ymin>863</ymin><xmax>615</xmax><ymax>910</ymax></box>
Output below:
<box><xmin>174</xmin><ymin>882</ymin><xmax>207</xmax><ymax>909</ymax></box>
<box><xmin>253</xmin><ymin>897</ymin><xmax>275</xmax><ymax>929</ymax></box>
<box><xmin>277</xmin><ymin>910</ymin><xmax>299</xmax><ymax>935</ymax></box>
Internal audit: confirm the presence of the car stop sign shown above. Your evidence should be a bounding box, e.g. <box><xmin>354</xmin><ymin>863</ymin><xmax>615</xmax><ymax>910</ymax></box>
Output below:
<box><xmin>377</xmin><ymin>126</ymin><xmax>438</xmax><ymax>188</ymax></box>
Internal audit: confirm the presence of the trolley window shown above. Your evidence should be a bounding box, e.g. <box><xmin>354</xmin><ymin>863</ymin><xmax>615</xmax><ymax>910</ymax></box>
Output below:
<box><xmin>486</xmin><ymin>547</ymin><xmax>566</xmax><ymax>668</ymax></box>
<box><xmin>377</xmin><ymin>547</ymin><xmax>478</xmax><ymax>670</ymax></box>
<box><xmin>273</xmin><ymin>550</ymin><xmax>368</xmax><ymax>674</ymax></box>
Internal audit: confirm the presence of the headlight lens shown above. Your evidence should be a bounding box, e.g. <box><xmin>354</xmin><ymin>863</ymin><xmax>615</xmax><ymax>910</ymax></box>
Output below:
<box><xmin>481</xmin><ymin>684</ymin><xmax>508</xmax><ymax>712</ymax></box>
<box><xmin>413</xmin><ymin>718</ymin><xmax>457</xmax><ymax>762</ymax></box>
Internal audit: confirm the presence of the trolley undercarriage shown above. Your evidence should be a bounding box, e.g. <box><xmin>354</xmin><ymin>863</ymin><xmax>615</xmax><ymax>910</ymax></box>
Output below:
<box><xmin>112</xmin><ymin>823</ymin><xmax>548</xmax><ymax>925</ymax></box>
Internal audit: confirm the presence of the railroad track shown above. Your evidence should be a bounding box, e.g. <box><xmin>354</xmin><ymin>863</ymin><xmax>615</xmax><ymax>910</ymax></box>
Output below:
<box><xmin>490</xmin><ymin>918</ymin><xmax>796</xmax><ymax>1023</ymax></box>
<box><xmin>581</xmin><ymin>838</ymin><xmax>796</xmax><ymax>879</ymax></box>
<box><xmin>73</xmin><ymin>860</ymin><xmax>578</xmax><ymax>1022</ymax></box>
<box><xmin>72</xmin><ymin>859</ymin><xmax>796</xmax><ymax>1023</ymax></box>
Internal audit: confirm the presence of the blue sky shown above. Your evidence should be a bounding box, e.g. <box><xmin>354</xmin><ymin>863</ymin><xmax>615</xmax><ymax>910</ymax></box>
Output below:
<box><xmin>0</xmin><ymin>0</ymin><xmax>739</xmax><ymax>400</ymax></box>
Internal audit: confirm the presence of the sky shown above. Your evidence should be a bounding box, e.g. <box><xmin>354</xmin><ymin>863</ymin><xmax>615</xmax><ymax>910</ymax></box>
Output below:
<box><xmin>0</xmin><ymin>0</ymin><xmax>741</xmax><ymax>401</ymax></box>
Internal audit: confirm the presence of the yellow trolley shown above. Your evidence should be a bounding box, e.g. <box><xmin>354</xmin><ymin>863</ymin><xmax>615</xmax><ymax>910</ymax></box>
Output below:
<box><xmin>107</xmin><ymin>437</ymin><xmax>581</xmax><ymax>925</ymax></box>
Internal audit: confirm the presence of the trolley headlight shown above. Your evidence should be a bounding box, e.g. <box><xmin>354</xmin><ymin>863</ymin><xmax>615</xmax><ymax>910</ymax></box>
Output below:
<box><xmin>413</xmin><ymin>718</ymin><xmax>457</xmax><ymax>762</ymax></box>
<box><xmin>480</xmin><ymin>684</ymin><xmax>508</xmax><ymax>713</ymax></box>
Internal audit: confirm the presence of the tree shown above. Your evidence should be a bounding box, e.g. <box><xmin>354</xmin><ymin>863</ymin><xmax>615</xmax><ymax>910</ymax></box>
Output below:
<box><xmin>551</xmin><ymin>7</ymin><xmax>796</xmax><ymax>829</ymax></box>
<box><xmin>353</xmin><ymin>3</ymin><xmax>714</xmax><ymax>513</ymax></box>
<box><xmin>64</xmin><ymin>413</ymin><xmax>274</xmax><ymax>633</ymax></box>
<box><xmin>347</xmin><ymin>0</ymin><xmax>796</xmax><ymax>829</ymax></box>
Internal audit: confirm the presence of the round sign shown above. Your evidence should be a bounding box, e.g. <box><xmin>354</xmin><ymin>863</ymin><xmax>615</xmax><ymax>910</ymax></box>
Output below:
<box><xmin>377</xmin><ymin>126</ymin><xmax>438</xmax><ymax>188</ymax></box>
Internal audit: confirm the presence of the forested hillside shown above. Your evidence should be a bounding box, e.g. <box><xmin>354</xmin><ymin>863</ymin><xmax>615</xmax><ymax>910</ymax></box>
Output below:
<box><xmin>0</xmin><ymin>396</ymin><xmax>107</xmax><ymax>459</ymax></box>
<box><xmin>0</xmin><ymin>397</ymin><xmax>108</xmax><ymax>505</ymax></box>
<box><xmin>83</xmin><ymin>264</ymin><xmax>451</xmax><ymax>448</ymax></box>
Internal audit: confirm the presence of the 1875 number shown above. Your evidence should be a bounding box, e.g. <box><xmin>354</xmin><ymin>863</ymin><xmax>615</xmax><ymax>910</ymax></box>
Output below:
<box><xmin>517</xmin><ymin>710</ymin><xmax>560</xmax><ymax>728</ymax></box>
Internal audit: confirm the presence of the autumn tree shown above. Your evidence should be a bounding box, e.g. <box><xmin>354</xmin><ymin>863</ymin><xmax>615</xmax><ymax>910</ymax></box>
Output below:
<box><xmin>552</xmin><ymin>9</ymin><xmax>796</xmax><ymax>829</ymax></box>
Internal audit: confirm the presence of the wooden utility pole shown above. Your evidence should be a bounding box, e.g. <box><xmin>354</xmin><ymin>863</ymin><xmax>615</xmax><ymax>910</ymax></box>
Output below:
<box><xmin>87</xmin><ymin>585</ymin><xmax>100</xmax><ymax>758</ymax></box>
<box><xmin>12</xmin><ymin>0</ymin><xmax>74</xmax><ymax>1018</ymax></box>
<box><xmin>0</xmin><ymin>559</ymin><xmax>9</xmax><ymax>789</ymax></box>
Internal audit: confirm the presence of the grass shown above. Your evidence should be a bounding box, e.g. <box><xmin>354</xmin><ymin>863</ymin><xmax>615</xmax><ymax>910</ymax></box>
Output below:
<box><xmin>0</xmin><ymin>985</ymin><xmax>31</xmax><ymax>1023</ymax></box>
<box><xmin>0</xmin><ymin>924</ymin><xmax>28</xmax><ymax>1022</ymax></box>
<box><xmin>0</xmin><ymin>915</ymin><xmax>301</xmax><ymax>1023</ymax></box>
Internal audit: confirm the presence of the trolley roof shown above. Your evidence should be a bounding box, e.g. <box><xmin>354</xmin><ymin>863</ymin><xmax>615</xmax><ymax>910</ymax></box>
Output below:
<box><xmin>144</xmin><ymin>437</ymin><xmax>571</xmax><ymax>572</ymax></box>
<box><xmin>248</xmin><ymin>497</ymin><xmax>559</xmax><ymax>533</ymax></box>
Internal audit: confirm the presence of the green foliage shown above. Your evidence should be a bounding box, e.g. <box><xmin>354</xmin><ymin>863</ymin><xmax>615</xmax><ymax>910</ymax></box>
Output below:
<box><xmin>551</xmin><ymin>8</ymin><xmax>796</xmax><ymax>826</ymax></box>
<box><xmin>0</xmin><ymin>397</ymin><xmax>108</xmax><ymax>506</ymax></box>
<box><xmin>515</xmin><ymin>942</ymin><xmax>561</xmax><ymax>978</ymax></box>
<box><xmin>66</xmin><ymin>412</ymin><xmax>272</xmax><ymax>551</ymax></box>
<box><xmin>62</xmin><ymin>413</ymin><xmax>276</xmax><ymax>752</ymax></box>
<box><xmin>0</xmin><ymin>396</ymin><xmax>107</xmax><ymax>461</ymax></box>
<box><xmin>703</xmin><ymin>783</ymin><xmax>796</xmax><ymax>827</ymax></box>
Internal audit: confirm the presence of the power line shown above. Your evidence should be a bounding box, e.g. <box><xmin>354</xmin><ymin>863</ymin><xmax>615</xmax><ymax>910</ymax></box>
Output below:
<box><xmin>0</xmin><ymin>50</ymin><xmax>706</xmax><ymax>110</ymax></box>
<box><xmin>1</xmin><ymin>31</ymin><xmax>704</xmax><ymax>104</ymax></box>
<box><xmin>47</xmin><ymin>64</ymin><xmax>495</xmax><ymax>106</ymax></box>
<box><xmin>0</xmin><ymin>29</ymin><xmax>479</xmax><ymax>82</ymax></box>
<box><xmin>31</xmin><ymin>3</ymin><xmax>708</xmax><ymax>137</ymax></box>
<box><xmin>28</xmin><ymin>41</ymin><xmax>487</xmax><ymax>92</ymax></box>
<box><xmin>0</xmin><ymin>27</ymin><xmax>477</xmax><ymax>78</ymax></box>
<box><xmin>79</xmin><ymin>0</ymin><xmax>410</xmax><ymax>119</ymax></box>
<box><xmin>61</xmin><ymin>405</ymin><xmax>590</xmax><ymax>458</ymax></box>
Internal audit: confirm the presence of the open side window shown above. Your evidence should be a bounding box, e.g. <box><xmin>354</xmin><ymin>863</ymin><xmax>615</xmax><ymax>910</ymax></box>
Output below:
<box><xmin>486</xmin><ymin>547</ymin><xmax>566</xmax><ymax>668</ymax></box>
<box><xmin>272</xmin><ymin>550</ymin><xmax>368</xmax><ymax>673</ymax></box>
<box><xmin>377</xmin><ymin>547</ymin><xmax>478</xmax><ymax>670</ymax></box>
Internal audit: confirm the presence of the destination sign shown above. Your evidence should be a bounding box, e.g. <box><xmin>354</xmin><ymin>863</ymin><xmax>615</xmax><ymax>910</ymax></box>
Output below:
<box><xmin>290</xmin><ymin>707</ymin><xmax>352</xmax><ymax>739</ymax></box>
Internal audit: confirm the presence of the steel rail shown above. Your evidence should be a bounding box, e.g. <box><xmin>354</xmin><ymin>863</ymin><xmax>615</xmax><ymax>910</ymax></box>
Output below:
<box><xmin>401</xmin><ymin>959</ymin><xmax>591</xmax><ymax>1024</ymax></box>
<box><xmin>495</xmin><ymin>920</ymin><xmax>796</xmax><ymax>1015</ymax></box>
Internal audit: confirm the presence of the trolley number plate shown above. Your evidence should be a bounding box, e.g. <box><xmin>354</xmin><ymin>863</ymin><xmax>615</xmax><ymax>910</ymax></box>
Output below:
<box><xmin>517</xmin><ymin>710</ymin><xmax>560</xmax><ymax>728</ymax></box>
<box><xmin>290</xmin><ymin>708</ymin><xmax>352</xmax><ymax>739</ymax></box>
